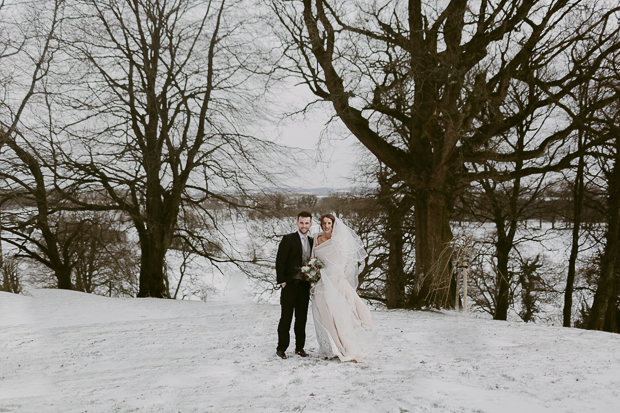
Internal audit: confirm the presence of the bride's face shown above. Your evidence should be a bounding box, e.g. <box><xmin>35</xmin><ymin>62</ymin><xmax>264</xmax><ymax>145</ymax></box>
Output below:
<box><xmin>322</xmin><ymin>218</ymin><xmax>333</xmax><ymax>234</ymax></box>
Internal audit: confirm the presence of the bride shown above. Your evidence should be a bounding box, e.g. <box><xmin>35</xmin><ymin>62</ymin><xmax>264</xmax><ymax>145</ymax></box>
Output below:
<box><xmin>311</xmin><ymin>214</ymin><xmax>373</xmax><ymax>362</ymax></box>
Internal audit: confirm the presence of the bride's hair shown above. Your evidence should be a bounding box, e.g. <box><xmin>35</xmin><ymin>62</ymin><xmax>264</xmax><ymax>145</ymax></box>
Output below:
<box><xmin>319</xmin><ymin>213</ymin><xmax>336</xmax><ymax>231</ymax></box>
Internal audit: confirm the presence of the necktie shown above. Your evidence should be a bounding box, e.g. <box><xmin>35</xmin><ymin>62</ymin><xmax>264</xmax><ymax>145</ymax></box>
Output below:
<box><xmin>301</xmin><ymin>236</ymin><xmax>309</xmax><ymax>261</ymax></box>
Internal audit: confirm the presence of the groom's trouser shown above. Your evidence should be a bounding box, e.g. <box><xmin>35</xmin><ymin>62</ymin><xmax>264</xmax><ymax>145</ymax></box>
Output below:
<box><xmin>277</xmin><ymin>281</ymin><xmax>310</xmax><ymax>352</ymax></box>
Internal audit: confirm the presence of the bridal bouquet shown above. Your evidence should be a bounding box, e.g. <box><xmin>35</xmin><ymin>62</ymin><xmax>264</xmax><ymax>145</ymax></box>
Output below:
<box><xmin>297</xmin><ymin>257</ymin><xmax>324</xmax><ymax>283</ymax></box>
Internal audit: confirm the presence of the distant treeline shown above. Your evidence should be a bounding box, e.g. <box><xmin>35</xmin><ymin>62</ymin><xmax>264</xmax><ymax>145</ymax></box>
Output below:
<box><xmin>247</xmin><ymin>186</ymin><xmax>607</xmax><ymax>225</ymax></box>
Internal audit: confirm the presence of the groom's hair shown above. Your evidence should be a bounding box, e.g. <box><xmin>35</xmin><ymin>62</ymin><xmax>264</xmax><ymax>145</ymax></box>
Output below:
<box><xmin>297</xmin><ymin>211</ymin><xmax>312</xmax><ymax>220</ymax></box>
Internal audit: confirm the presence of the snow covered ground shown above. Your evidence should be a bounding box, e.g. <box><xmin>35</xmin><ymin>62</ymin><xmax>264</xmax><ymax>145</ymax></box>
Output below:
<box><xmin>2</xmin><ymin>287</ymin><xmax>620</xmax><ymax>413</ymax></box>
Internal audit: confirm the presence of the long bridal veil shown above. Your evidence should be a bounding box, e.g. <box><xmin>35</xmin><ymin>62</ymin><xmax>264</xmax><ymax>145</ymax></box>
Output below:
<box><xmin>330</xmin><ymin>218</ymin><xmax>368</xmax><ymax>290</ymax></box>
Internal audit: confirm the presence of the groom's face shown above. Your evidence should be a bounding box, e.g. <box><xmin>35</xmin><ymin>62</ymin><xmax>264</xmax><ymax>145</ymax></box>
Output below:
<box><xmin>296</xmin><ymin>216</ymin><xmax>312</xmax><ymax>235</ymax></box>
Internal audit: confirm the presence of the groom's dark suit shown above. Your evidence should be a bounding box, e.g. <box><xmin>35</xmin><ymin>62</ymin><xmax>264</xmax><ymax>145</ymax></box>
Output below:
<box><xmin>276</xmin><ymin>232</ymin><xmax>313</xmax><ymax>352</ymax></box>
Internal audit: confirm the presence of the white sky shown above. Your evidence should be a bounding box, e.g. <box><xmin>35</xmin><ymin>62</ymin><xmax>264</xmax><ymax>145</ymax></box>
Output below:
<box><xmin>274</xmin><ymin>119</ymin><xmax>360</xmax><ymax>190</ymax></box>
<box><xmin>264</xmin><ymin>85</ymin><xmax>365</xmax><ymax>190</ymax></box>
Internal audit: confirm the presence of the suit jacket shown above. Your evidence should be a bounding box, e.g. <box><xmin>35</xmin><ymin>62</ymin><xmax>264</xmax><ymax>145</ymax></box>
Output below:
<box><xmin>276</xmin><ymin>232</ymin><xmax>314</xmax><ymax>285</ymax></box>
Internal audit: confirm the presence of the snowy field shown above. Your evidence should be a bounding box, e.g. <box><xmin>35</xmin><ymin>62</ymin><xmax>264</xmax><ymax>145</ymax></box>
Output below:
<box><xmin>2</xmin><ymin>286</ymin><xmax>620</xmax><ymax>413</ymax></box>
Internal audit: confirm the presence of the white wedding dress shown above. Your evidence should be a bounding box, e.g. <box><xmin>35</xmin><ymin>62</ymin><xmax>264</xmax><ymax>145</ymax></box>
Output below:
<box><xmin>311</xmin><ymin>218</ymin><xmax>373</xmax><ymax>362</ymax></box>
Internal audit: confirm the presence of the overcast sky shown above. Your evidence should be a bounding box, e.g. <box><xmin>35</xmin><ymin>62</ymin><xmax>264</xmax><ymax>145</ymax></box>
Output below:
<box><xmin>263</xmin><ymin>85</ymin><xmax>366</xmax><ymax>191</ymax></box>
<box><xmin>275</xmin><ymin>120</ymin><xmax>360</xmax><ymax>190</ymax></box>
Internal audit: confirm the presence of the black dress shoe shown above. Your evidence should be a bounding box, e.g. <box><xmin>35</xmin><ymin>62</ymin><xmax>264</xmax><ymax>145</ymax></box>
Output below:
<box><xmin>295</xmin><ymin>349</ymin><xmax>309</xmax><ymax>357</ymax></box>
<box><xmin>276</xmin><ymin>350</ymin><xmax>287</xmax><ymax>359</ymax></box>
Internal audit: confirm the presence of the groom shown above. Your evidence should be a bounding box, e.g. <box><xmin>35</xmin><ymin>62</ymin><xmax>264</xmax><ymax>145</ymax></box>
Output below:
<box><xmin>275</xmin><ymin>211</ymin><xmax>313</xmax><ymax>359</ymax></box>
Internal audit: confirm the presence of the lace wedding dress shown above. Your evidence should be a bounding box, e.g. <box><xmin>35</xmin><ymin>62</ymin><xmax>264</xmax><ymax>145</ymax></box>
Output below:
<box><xmin>311</xmin><ymin>218</ymin><xmax>373</xmax><ymax>362</ymax></box>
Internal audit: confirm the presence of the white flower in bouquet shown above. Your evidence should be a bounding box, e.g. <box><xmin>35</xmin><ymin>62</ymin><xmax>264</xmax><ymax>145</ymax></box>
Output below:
<box><xmin>297</xmin><ymin>258</ymin><xmax>324</xmax><ymax>283</ymax></box>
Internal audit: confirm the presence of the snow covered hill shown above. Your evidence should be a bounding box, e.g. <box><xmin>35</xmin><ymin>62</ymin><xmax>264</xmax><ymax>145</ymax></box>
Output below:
<box><xmin>2</xmin><ymin>289</ymin><xmax>619</xmax><ymax>413</ymax></box>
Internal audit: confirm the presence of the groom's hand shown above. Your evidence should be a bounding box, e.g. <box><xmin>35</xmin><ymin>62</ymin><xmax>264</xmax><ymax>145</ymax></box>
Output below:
<box><xmin>279</xmin><ymin>282</ymin><xmax>286</xmax><ymax>289</ymax></box>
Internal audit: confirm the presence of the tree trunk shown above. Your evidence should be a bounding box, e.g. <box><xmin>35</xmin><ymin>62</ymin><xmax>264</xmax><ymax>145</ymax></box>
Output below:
<box><xmin>133</xmin><ymin>179</ymin><xmax>178</xmax><ymax>298</ymax></box>
<box><xmin>137</xmin><ymin>228</ymin><xmax>170</xmax><ymax>298</ymax></box>
<box><xmin>136</xmin><ymin>118</ymin><xmax>176</xmax><ymax>298</ymax></box>
<box><xmin>603</xmin><ymin>276</ymin><xmax>618</xmax><ymax>333</ymax></box>
<box><xmin>2</xmin><ymin>266</ymin><xmax>9</xmax><ymax>293</ymax></box>
<box><xmin>75</xmin><ymin>265</ymin><xmax>83</xmax><ymax>291</ymax></box>
<box><xmin>481</xmin><ymin>131</ymin><xmax>524</xmax><ymax>321</ymax></box>
<box><xmin>564</xmin><ymin>144</ymin><xmax>585</xmax><ymax>327</ymax></box>
<box><xmin>488</xmin><ymin>207</ymin><xmax>518</xmax><ymax>321</ymax></box>
<box><xmin>589</xmin><ymin>223</ymin><xmax>620</xmax><ymax>331</ymax></box>
<box><xmin>376</xmin><ymin>173</ymin><xmax>414</xmax><ymax>309</ymax></box>
<box><xmin>494</xmin><ymin>239</ymin><xmax>512</xmax><ymax>320</ymax></box>
<box><xmin>589</xmin><ymin>139</ymin><xmax>620</xmax><ymax>331</ymax></box>
<box><xmin>85</xmin><ymin>236</ymin><xmax>96</xmax><ymax>293</ymax></box>
<box><xmin>410</xmin><ymin>190</ymin><xmax>454</xmax><ymax>308</ymax></box>
<box><xmin>385</xmin><ymin>208</ymin><xmax>407</xmax><ymax>308</ymax></box>
<box><xmin>56</xmin><ymin>266</ymin><xmax>72</xmax><ymax>290</ymax></box>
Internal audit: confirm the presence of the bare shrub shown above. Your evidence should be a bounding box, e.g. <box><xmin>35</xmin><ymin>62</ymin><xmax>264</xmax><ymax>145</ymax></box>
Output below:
<box><xmin>1</xmin><ymin>257</ymin><xmax>22</xmax><ymax>294</ymax></box>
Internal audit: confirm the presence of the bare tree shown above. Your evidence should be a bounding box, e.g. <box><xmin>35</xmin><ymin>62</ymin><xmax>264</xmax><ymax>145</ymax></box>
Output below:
<box><xmin>270</xmin><ymin>0</ymin><xmax>620</xmax><ymax>308</ymax></box>
<box><xmin>458</xmin><ymin>79</ymin><xmax>555</xmax><ymax>320</ymax></box>
<box><xmin>51</xmin><ymin>0</ymin><xmax>276</xmax><ymax>297</ymax></box>
<box><xmin>0</xmin><ymin>0</ymin><xmax>69</xmax><ymax>288</ymax></box>
<box><xmin>70</xmin><ymin>212</ymin><xmax>139</xmax><ymax>296</ymax></box>
<box><xmin>374</xmin><ymin>169</ymin><xmax>416</xmax><ymax>308</ymax></box>
<box><xmin>0</xmin><ymin>256</ymin><xmax>21</xmax><ymax>294</ymax></box>
<box><xmin>0</xmin><ymin>140</ymin><xmax>80</xmax><ymax>289</ymax></box>
<box><xmin>516</xmin><ymin>254</ymin><xmax>561</xmax><ymax>323</ymax></box>
<box><xmin>563</xmin><ymin>91</ymin><xmax>589</xmax><ymax>327</ymax></box>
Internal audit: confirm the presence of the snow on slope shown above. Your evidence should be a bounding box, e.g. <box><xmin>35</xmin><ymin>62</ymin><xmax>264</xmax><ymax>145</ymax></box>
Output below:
<box><xmin>1</xmin><ymin>289</ymin><xmax>620</xmax><ymax>413</ymax></box>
